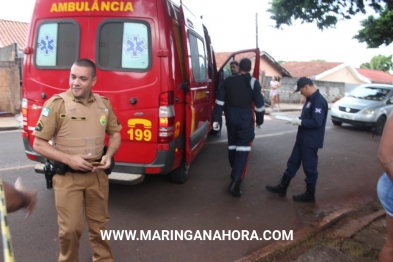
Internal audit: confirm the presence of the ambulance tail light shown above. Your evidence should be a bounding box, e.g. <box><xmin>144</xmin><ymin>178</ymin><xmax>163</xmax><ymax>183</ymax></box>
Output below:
<box><xmin>158</xmin><ymin>91</ymin><xmax>175</xmax><ymax>144</ymax></box>
<box><xmin>21</xmin><ymin>87</ymin><xmax>29</xmax><ymax>136</ymax></box>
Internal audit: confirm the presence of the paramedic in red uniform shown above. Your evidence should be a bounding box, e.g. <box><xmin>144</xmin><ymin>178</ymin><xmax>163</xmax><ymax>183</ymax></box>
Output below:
<box><xmin>32</xmin><ymin>58</ymin><xmax>122</xmax><ymax>262</ymax></box>
<box><xmin>213</xmin><ymin>58</ymin><xmax>265</xmax><ymax>197</ymax></box>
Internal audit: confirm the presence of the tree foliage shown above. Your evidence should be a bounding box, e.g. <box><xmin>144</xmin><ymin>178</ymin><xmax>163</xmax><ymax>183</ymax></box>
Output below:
<box><xmin>360</xmin><ymin>54</ymin><xmax>393</xmax><ymax>72</ymax></box>
<box><xmin>353</xmin><ymin>8</ymin><xmax>393</xmax><ymax>47</ymax></box>
<box><xmin>267</xmin><ymin>0</ymin><xmax>393</xmax><ymax>48</ymax></box>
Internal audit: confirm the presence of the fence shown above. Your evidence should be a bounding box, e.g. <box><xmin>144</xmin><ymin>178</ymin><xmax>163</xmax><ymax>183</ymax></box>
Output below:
<box><xmin>262</xmin><ymin>76</ymin><xmax>345</xmax><ymax>103</ymax></box>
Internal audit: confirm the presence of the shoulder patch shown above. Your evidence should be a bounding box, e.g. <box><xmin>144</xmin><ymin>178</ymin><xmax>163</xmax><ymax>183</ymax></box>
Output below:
<box><xmin>35</xmin><ymin>120</ymin><xmax>44</xmax><ymax>131</ymax></box>
<box><xmin>100</xmin><ymin>96</ymin><xmax>109</xmax><ymax>101</ymax></box>
<box><xmin>41</xmin><ymin>107</ymin><xmax>51</xmax><ymax>117</ymax></box>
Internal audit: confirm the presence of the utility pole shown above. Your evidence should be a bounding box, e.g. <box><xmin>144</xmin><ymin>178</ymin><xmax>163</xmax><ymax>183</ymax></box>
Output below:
<box><xmin>255</xmin><ymin>13</ymin><xmax>258</xmax><ymax>48</ymax></box>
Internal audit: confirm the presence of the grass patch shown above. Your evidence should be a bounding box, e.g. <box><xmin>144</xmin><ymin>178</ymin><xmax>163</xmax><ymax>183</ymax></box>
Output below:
<box><xmin>255</xmin><ymin>200</ymin><xmax>384</xmax><ymax>262</ymax></box>
<box><xmin>337</xmin><ymin>239</ymin><xmax>380</xmax><ymax>259</ymax></box>
<box><xmin>257</xmin><ymin>232</ymin><xmax>335</xmax><ymax>262</ymax></box>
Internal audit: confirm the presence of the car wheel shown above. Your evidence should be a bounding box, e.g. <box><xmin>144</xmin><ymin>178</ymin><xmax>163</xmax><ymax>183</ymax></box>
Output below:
<box><xmin>169</xmin><ymin>158</ymin><xmax>190</xmax><ymax>184</ymax></box>
<box><xmin>375</xmin><ymin>115</ymin><xmax>387</xmax><ymax>135</ymax></box>
<box><xmin>332</xmin><ymin>120</ymin><xmax>342</xmax><ymax>126</ymax></box>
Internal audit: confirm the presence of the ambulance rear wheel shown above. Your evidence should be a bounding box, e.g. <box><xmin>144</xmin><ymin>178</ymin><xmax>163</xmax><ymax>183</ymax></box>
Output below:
<box><xmin>169</xmin><ymin>159</ymin><xmax>190</xmax><ymax>184</ymax></box>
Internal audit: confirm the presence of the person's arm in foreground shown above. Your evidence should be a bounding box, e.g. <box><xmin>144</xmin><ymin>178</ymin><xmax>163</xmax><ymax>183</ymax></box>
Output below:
<box><xmin>378</xmin><ymin>113</ymin><xmax>393</xmax><ymax>180</ymax></box>
<box><xmin>2</xmin><ymin>178</ymin><xmax>37</xmax><ymax>217</ymax></box>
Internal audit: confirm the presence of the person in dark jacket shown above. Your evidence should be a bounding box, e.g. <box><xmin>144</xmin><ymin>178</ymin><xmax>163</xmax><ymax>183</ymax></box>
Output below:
<box><xmin>230</xmin><ymin>60</ymin><xmax>239</xmax><ymax>76</ymax></box>
<box><xmin>212</xmin><ymin>58</ymin><xmax>265</xmax><ymax>197</ymax></box>
<box><xmin>266</xmin><ymin>77</ymin><xmax>328</xmax><ymax>202</ymax></box>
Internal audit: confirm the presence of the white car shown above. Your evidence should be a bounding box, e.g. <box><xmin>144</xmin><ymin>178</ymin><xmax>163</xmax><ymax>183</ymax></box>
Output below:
<box><xmin>330</xmin><ymin>84</ymin><xmax>393</xmax><ymax>134</ymax></box>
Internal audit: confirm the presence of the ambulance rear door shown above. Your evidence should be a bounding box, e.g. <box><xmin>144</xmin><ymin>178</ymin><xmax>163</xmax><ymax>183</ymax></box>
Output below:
<box><xmin>179</xmin><ymin>3</ymin><xmax>211</xmax><ymax>165</ymax></box>
<box><xmin>217</xmin><ymin>49</ymin><xmax>261</xmax><ymax>82</ymax></box>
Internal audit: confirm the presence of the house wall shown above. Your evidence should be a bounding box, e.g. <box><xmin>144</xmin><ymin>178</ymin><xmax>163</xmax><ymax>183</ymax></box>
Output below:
<box><xmin>263</xmin><ymin>76</ymin><xmax>345</xmax><ymax>103</ymax></box>
<box><xmin>0</xmin><ymin>44</ymin><xmax>21</xmax><ymax>114</ymax></box>
<box><xmin>320</xmin><ymin>67</ymin><xmax>364</xmax><ymax>84</ymax></box>
<box><xmin>259</xmin><ymin>57</ymin><xmax>281</xmax><ymax>77</ymax></box>
<box><xmin>248</xmin><ymin>57</ymin><xmax>280</xmax><ymax>77</ymax></box>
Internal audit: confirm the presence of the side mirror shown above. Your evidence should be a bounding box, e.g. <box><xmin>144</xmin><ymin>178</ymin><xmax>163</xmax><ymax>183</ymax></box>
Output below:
<box><xmin>389</xmin><ymin>96</ymin><xmax>393</xmax><ymax>104</ymax></box>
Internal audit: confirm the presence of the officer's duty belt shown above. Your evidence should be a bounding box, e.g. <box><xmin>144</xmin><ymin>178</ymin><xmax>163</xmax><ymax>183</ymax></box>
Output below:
<box><xmin>53</xmin><ymin>159</ymin><xmax>101</xmax><ymax>175</ymax></box>
<box><xmin>64</xmin><ymin>167</ymin><xmax>89</xmax><ymax>174</ymax></box>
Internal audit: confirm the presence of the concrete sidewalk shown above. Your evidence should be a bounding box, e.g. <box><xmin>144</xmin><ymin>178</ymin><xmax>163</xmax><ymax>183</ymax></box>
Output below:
<box><xmin>0</xmin><ymin>113</ymin><xmax>22</xmax><ymax>131</ymax></box>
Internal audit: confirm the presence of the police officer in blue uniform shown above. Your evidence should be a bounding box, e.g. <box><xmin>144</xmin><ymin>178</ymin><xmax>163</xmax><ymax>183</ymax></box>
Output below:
<box><xmin>213</xmin><ymin>58</ymin><xmax>265</xmax><ymax>197</ymax></box>
<box><xmin>266</xmin><ymin>77</ymin><xmax>328</xmax><ymax>202</ymax></box>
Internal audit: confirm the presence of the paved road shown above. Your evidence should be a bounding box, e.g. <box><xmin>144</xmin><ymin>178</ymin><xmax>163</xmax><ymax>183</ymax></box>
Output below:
<box><xmin>0</xmin><ymin>112</ymin><xmax>383</xmax><ymax>262</ymax></box>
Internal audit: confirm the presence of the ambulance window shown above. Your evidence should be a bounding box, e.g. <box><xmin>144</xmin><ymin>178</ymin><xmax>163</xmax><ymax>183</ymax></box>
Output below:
<box><xmin>98</xmin><ymin>21</ymin><xmax>150</xmax><ymax>71</ymax></box>
<box><xmin>35</xmin><ymin>22</ymin><xmax>79</xmax><ymax>68</ymax></box>
<box><xmin>188</xmin><ymin>33</ymin><xmax>206</xmax><ymax>82</ymax></box>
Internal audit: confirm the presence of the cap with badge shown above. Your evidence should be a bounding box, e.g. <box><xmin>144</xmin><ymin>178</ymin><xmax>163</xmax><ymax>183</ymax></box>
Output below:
<box><xmin>294</xmin><ymin>77</ymin><xmax>313</xmax><ymax>93</ymax></box>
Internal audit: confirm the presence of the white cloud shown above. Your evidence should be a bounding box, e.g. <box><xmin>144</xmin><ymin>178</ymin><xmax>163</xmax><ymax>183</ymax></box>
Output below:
<box><xmin>0</xmin><ymin>0</ymin><xmax>35</xmax><ymax>23</ymax></box>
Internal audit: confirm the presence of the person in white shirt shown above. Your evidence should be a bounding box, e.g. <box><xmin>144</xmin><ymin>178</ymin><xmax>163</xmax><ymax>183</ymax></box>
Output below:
<box><xmin>269</xmin><ymin>76</ymin><xmax>279</xmax><ymax>109</ymax></box>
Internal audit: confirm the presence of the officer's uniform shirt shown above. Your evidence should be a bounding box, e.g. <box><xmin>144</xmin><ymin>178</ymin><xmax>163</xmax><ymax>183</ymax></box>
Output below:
<box><xmin>33</xmin><ymin>89</ymin><xmax>122</xmax><ymax>141</ymax></box>
<box><xmin>297</xmin><ymin>89</ymin><xmax>328</xmax><ymax>148</ymax></box>
<box><xmin>213</xmin><ymin>73</ymin><xmax>265</xmax><ymax>125</ymax></box>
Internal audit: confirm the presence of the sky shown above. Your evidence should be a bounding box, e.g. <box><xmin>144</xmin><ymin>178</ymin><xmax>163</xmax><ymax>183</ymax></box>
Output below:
<box><xmin>1</xmin><ymin>0</ymin><xmax>392</xmax><ymax>68</ymax></box>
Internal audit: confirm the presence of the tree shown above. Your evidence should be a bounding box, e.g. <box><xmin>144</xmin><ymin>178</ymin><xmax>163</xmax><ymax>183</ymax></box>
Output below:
<box><xmin>267</xmin><ymin>0</ymin><xmax>393</xmax><ymax>48</ymax></box>
<box><xmin>353</xmin><ymin>7</ymin><xmax>393</xmax><ymax>47</ymax></box>
<box><xmin>360</xmin><ymin>54</ymin><xmax>393</xmax><ymax>72</ymax></box>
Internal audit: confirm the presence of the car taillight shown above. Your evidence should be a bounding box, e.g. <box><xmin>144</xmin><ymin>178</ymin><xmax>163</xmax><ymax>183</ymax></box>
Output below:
<box><xmin>158</xmin><ymin>91</ymin><xmax>175</xmax><ymax>143</ymax></box>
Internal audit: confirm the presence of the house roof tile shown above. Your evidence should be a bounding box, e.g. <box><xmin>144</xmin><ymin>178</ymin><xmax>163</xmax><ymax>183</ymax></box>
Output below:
<box><xmin>355</xmin><ymin>68</ymin><xmax>393</xmax><ymax>84</ymax></box>
<box><xmin>0</xmin><ymin>19</ymin><xmax>29</xmax><ymax>51</ymax></box>
<box><xmin>281</xmin><ymin>61</ymin><xmax>342</xmax><ymax>78</ymax></box>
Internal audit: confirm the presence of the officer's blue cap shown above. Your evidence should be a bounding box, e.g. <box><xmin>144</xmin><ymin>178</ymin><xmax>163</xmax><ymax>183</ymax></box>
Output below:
<box><xmin>295</xmin><ymin>77</ymin><xmax>313</xmax><ymax>92</ymax></box>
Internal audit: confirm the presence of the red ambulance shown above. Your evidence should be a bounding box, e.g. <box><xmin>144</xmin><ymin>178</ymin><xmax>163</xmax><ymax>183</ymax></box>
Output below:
<box><xmin>21</xmin><ymin>0</ymin><xmax>261</xmax><ymax>184</ymax></box>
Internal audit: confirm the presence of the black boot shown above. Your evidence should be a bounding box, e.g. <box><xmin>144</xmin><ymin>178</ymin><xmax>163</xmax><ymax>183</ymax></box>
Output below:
<box><xmin>229</xmin><ymin>178</ymin><xmax>242</xmax><ymax>197</ymax></box>
<box><xmin>292</xmin><ymin>184</ymin><xmax>315</xmax><ymax>203</ymax></box>
<box><xmin>266</xmin><ymin>175</ymin><xmax>292</xmax><ymax>197</ymax></box>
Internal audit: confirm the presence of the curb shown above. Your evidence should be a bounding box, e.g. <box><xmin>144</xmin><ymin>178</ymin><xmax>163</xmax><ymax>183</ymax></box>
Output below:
<box><xmin>265</xmin><ymin>108</ymin><xmax>301</xmax><ymax>115</ymax></box>
<box><xmin>329</xmin><ymin>209</ymin><xmax>385</xmax><ymax>238</ymax></box>
<box><xmin>235</xmin><ymin>207</ymin><xmax>354</xmax><ymax>262</ymax></box>
<box><xmin>0</xmin><ymin>126</ymin><xmax>21</xmax><ymax>131</ymax></box>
